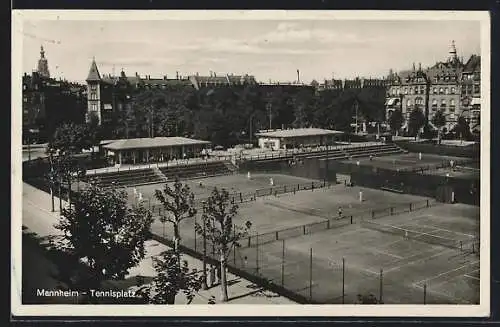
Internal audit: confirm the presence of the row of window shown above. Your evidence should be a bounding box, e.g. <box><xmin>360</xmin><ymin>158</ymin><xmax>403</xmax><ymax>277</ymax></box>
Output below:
<box><xmin>404</xmin><ymin>98</ymin><xmax>456</xmax><ymax>109</ymax></box>
<box><xmin>390</xmin><ymin>86</ymin><xmax>458</xmax><ymax>96</ymax></box>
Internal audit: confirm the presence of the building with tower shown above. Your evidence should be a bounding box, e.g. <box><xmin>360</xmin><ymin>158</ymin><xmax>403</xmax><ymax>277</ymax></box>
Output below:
<box><xmin>22</xmin><ymin>46</ymin><xmax>87</xmax><ymax>143</ymax></box>
<box><xmin>37</xmin><ymin>46</ymin><xmax>50</xmax><ymax>78</ymax></box>
<box><xmin>385</xmin><ymin>41</ymin><xmax>480</xmax><ymax>134</ymax></box>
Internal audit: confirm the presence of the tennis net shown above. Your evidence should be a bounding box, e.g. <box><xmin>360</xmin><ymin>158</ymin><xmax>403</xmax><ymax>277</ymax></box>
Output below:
<box><xmin>361</xmin><ymin>220</ymin><xmax>472</xmax><ymax>250</ymax></box>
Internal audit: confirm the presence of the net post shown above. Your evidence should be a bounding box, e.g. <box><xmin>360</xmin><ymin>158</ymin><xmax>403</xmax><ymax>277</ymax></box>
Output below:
<box><xmin>350</xmin><ymin>216</ymin><xmax>353</xmax><ymax>224</ymax></box>
<box><xmin>409</xmin><ymin>203</ymin><xmax>412</xmax><ymax>212</ymax></box>
<box><xmin>327</xmin><ymin>219</ymin><xmax>330</xmax><ymax>229</ymax></box>
<box><xmin>309</xmin><ymin>248</ymin><xmax>313</xmax><ymax>301</ymax></box>
<box><xmin>275</xmin><ymin>231</ymin><xmax>279</xmax><ymax>241</ymax></box>
<box><xmin>281</xmin><ymin>239</ymin><xmax>285</xmax><ymax>286</ymax></box>
<box><xmin>255</xmin><ymin>233</ymin><xmax>259</xmax><ymax>275</ymax></box>
<box><xmin>423</xmin><ymin>283</ymin><xmax>427</xmax><ymax>304</ymax></box>
<box><xmin>379</xmin><ymin>268</ymin><xmax>384</xmax><ymax>304</ymax></box>
<box><xmin>426</xmin><ymin>199</ymin><xmax>429</xmax><ymax>207</ymax></box>
<box><xmin>303</xmin><ymin>225</ymin><xmax>306</xmax><ymax>235</ymax></box>
<box><xmin>342</xmin><ymin>257</ymin><xmax>345</xmax><ymax>304</ymax></box>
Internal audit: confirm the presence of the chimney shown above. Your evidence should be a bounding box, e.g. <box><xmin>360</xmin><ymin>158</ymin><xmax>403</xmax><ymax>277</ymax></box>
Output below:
<box><xmin>297</xmin><ymin>69</ymin><xmax>300</xmax><ymax>83</ymax></box>
<box><xmin>176</xmin><ymin>71</ymin><xmax>179</xmax><ymax>79</ymax></box>
<box><xmin>214</xmin><ymin>72</ymin><xmax>217</xmax><ymax>77</ymax></box>
<box><xmin>135</xmin><ymin>72</ymin><xmax>139</xmax><ymax>77</ymax></box>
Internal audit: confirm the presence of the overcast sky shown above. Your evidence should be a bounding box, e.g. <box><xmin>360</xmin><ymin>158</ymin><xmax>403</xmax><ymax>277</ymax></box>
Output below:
<box><xmin>21</xmin><ymin>19</ymin><xmax>480</xmax><ymax>84</ymax></box>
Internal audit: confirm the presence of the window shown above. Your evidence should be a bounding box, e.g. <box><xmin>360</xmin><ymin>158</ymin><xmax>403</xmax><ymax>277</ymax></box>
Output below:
<box><xmin>432</xmin><ymin>99</ymin><xmax>438</xmax><ymax>110</ymax></box>
<box><xmin>449</xmin><ymin>99</ymin><xmax>455</xmax><ymax>112</ymax></box>
<box><xmin>404</xmin><ymin>88</ymin><xmax>408</xmax><ymax>95</ymax></box>
<box><xmin>433</xmin><ymin>87</ymin><xmax>437</xmax><ymax>94</ymax></box>
<box><xmin>90</xmin><ymin>84</ymin><xmax>97</xmax><ymax>91</ymax></box>
<box><xmin>474</xmin><ymin>85</ymin><xmax>480</xmax><ymax>94</ymax></box>
<box><xmin>23</xmin><ymin>96</ymin><xmax>28</xmax><ymax>103</ymax></box>
<box><xmin>439</xmin><ymin>87</ymin><xmax>444</xmax><ymax>94</ymax></box>
<box><xmin>415</xmin><ymin>97</ymin><xmax>424</xmax><ymax>105</ymax></box>
<box><xmin>420</xmin><ymin>86</ymin><xmax>425</xmax><ymax>94</ymax></box>
<box><xmin>451</xmin><ymin>87</ymin><xmax>456</xmax><ymax>94</ymax></box>
<box><xmin>441</xmin><ymin>99</ymin><xmax>446</xmax><ymax>108</ymax></box>
<box><xmin>406</xmin><ymin>99</ymin><xmax>412</xmax><ymax>107</ymax></box>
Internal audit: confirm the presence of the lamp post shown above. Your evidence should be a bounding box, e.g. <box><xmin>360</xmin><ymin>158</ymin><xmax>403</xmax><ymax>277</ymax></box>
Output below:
<box><xmin>266</xmin><ymin>102</ymin><xmax>272</xmax><ymax>130</ymax></box>
<box><xmin>201</xmin><ymin>200</ymin><xmax>208</xmax><ymax>290</ymax></box>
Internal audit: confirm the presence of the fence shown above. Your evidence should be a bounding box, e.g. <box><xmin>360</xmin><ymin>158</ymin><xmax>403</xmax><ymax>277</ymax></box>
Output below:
<box><xmin>395</xmin><ymin>141</ymin><xmax>480</xmax><ymax>159</ymax></box>
<box><xmin>151</xmin><ymin>198</ymin><xmax>478</xmax><ymax>304</ymax></box>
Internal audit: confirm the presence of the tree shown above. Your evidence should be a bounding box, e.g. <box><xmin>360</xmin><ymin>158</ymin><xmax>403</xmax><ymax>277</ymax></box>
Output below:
<box><xmin>154</xmin><ymin>179</ymin><xmax>197</xmax><ymax>255</ymax></box>
<box><xmin>48</xmin><ymin>122</ymin><xmax>93</xmax><ymax>155</ymax></box>
<box><xmin>454</xmin><ymin>116</ymin><xmax>472</xmax><ymax>143</ymax></box>
<box><xmin>408</xmin><ymin>108</ymin><xmax>426</xmax><ymax>139</ymax></box>
<box><xmin>135</xmin><ymin>179</ymin><xmax>203</xmax><ymax>304</ymax></box>
<box><xmin>388</xmin><ymin>109</ymin><xmax>404</xmax><ymax>136</ymax></box>
<box><xmin>431</xmin><ymin>109</ymin><xmax>446</xmax><ymax>144</ymax></box>
<box><xmin>55</xmin><ymin>183</ymin><xmax>153</xmax><ymax>301</ymax></box>
<box><xmin>136</xmin><ymin>250</ymin><xmax>203</xmax><ymax>304</ymax></box>
<box><xmin>195</xmin><ymin>188</ymin><xmax>252</xmax><ymax>302</ymax></box>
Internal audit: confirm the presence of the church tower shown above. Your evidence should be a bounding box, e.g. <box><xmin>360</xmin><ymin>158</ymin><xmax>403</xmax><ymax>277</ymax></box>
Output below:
<box><xmin>86</xmin><ymin>57</ymin><xmax>102</xmax><ymax>124</ymax></box>
<box><xmin>37</xmin><ymin>46</ymin><xmax>50</xmax><ymax>78</ymax></box>
<box><xmin>447</xmin><ymin>40</ymin><xmax>459</xmax><ymax>64</ymax></box>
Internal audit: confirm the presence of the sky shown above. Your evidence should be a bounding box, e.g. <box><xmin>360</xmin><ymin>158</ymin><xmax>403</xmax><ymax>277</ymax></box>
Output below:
<box><xmin>21</xmin><ymin>19</ymin><xmax>481</xmax><ymax>84</ymax></box>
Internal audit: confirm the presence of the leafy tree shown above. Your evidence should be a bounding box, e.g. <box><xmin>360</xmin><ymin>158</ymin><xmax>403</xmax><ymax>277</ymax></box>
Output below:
<box><xmin>195</xmin><ymin>188</ymin><xmax>252</xmax><ymax>302</ymax></box>
<box><xmin>55</xmin><ymin>183</ymin><xmax>153</xmax><ymax>300</ymax></box>
<box><xmin>48</xmin><ymin>122</ymin><xmax>93</xmax><ymax>155</ymax></box>
<box><xmin>408</xmin><ymin>108</ymin><xmax>426</xmax><ymax>139</ymax></box>
<box><xmin>154</xmin><ymin>179</ymin><xmax>197</xmax><ymax>255</ymax></box>
<box><xmin>388</xmin><ymin>109</ymin><xmax>404</xmax><ymax>136</ymax></box>
<box><xmin>431</xmin><ymin>109</ymin><xmax>446</xmax><ymax>144</ymax></box>
<box><xmin>454</xmin><ymin>116</ymin><xmax>472</xmax><ymax>142</ymax></box>
<box><xmin>136</xmin><ymin>250</ymin><xmax>202</xmax><ymax>304</ymax></box>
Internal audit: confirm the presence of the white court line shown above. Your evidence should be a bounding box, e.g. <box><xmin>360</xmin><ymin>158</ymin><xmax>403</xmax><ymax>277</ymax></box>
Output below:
<box><xmin>385</xmin><ymin>248</ymin><xmax>456</xmax><ymax>273</ymax></box>
<box><xmin>413</xmin><ymin>283</ymin><xmax>472</xmax><ymax>304</ymax></box>
<box><xmin>363</xmin><ymin>246</ymin><xmax>403</xmax><ymax>259</ymax></box>
<box><xmin>406</xmin><ymin>222</ymin><xmax>476</xmax><ymax>238</ymax></box>
<box><xmin>464</xmin><ymin>274</ymin><xmax>480</xmax><ymax>281</ymax></box>
<box><xmin>413</xmin><ymin>260</ymin><xmax>480</xmax><ymax>286</ymax></box>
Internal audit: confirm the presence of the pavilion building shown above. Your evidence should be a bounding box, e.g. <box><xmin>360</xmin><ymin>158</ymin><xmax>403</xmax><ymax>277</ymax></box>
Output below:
<box><xmin>100</xmin><ymin>136</ymin><xmax>211</xmax><ymax>166</ymax></box>
<box><xmin>254</xmin><ymin>128</ymin><xmax>344</xmax><ymax>150</ymax></box>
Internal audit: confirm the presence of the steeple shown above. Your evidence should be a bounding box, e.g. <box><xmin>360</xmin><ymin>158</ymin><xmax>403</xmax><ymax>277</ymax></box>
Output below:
<box><xmin>37</xmin><ymin>45</ymin><xmax>50</xmax><ymax>78</ymax></box>
<box><xmin>448</xmin><ymin>40</ymin><xmax>458</xmax><ymax>62</ymax></box>
<box><xmin>86</xmin><ymin>57</ymin><xmax>101</xmax><ymax>82</ymax></box>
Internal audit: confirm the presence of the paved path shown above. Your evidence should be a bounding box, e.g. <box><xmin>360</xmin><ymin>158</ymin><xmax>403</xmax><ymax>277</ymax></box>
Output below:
<box><xmin>21</xmin><ymin>182</ymin><xmax>296</xmax><ymax>305</ymax></box>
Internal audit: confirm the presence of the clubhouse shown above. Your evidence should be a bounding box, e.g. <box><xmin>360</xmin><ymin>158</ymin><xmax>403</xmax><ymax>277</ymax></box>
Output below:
<box><xmin>254</xmin><ymin>128</ymin><xmax>344</xmax><ymax>150</ymax></box>
<box><xmin>100</xmin><ymin>137</ymin><xmax>211</xmax><ymax>166</ymax></box>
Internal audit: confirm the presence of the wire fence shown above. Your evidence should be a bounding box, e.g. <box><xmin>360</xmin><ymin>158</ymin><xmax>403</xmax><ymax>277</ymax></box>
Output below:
<box><xmin>152</xmin><ymin>210</ymin><xmax>479</xmax><ymax>304</ymax></box>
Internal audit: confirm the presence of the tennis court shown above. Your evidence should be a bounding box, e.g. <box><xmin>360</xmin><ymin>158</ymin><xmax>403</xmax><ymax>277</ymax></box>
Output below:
<box><xmin>341</xmin><ymin>152</ymin><xmax>472</xmax><ymax>172</ymax></box>
<box><xmin>124</xmin><ymin>173</ymin><xmax>325</xmax><ymax>207</ymax></box>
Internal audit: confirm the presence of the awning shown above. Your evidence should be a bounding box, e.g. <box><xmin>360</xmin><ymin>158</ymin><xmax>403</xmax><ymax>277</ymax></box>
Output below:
<box><xmin>471</xmin><ymin>98</ymin><xmax>481</xmax><ymax>106</ymax></box>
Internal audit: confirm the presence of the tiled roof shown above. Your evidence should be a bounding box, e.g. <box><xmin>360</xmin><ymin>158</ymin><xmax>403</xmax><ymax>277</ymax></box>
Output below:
<box><xmin>463</xmin><ymin>55</ymin><xmax>481</xmax><ymax>73</ymax></box>
<box><xmin>86</xmin><ymin>59</ymin><xmax>101</xmax><ymax>82</ymax></box>
<box><xmin>254</xmin><ymin>128</ymin><xmax>344</xmax><ymax>138</ymax></box>
<box><xmin>102</xmin><ymin>137</ymin><xmax>211</xmax><ymax>151</ymax></box>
